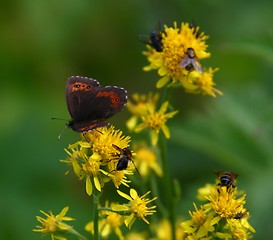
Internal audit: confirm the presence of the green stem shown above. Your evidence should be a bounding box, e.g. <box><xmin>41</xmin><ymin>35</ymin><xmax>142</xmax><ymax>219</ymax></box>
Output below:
<box><xmin>68</xmin><ymin>228</ymin><xmax>88</xmax><ymax>240</ymax></box>
<box><xmin>159</xmin><ymin>132</ymin><xmax>176</xmax><ymax>240</ymax></box>
<box><xmin>93</xmin><ymin>189</ymin><xmax>100</xmax><ymax>240</ymax></box>
<box><xmin>150</xmin><ymin>172</ymin><xmax>168</xmax><ymax>217</ymax></box>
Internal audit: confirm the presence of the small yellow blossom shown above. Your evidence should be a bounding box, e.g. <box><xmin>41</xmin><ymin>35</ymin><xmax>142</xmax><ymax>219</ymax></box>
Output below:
<box><xmin>133</xmin><ymin>142</ymin><xmax>163</xmax><ymax>177</ymax></box>
<box><xmin>134</xmin><ymin>101</ymin><xmax>178</xmax><ymax>145</ymax></box>
<box><xmin>85</xmin><ymin>202</ymin><xmax>125</xmax><ymax>240</ymax></box>
<box><xmin>181</xmin><ymin>175</ymin><xmax>255</xmax><ymax>239</ymax></box>
<box><xmin>84</xmin><ymin>126</ymin><xmax>131</xmax><ymax>160</ymax></box>
<box><xmin>113</xmin><ymin>188</ymin><xmax>157</xmax><ymax>229</ymax></box>
<box><xmin>125</xmin><ymin>232</ymin><xmax>147</xmax><ymax>240</ymax></box>
<box><xmin>143</xmin><ymin>21</ymin><xmax>221</xmax><ymax>96</ymax></box>
<box><xmin>126</xmin><ymin>93</ymin><xmax>159</xmax><ymax>131</ymax></box>
<box><xmin>33</xmin><ymin>207</ymin><xmax>74</xmax><ymax>240</ymax></box>
<box><xmin>152</xmin><ymin>218</ymin><xmax>185</xmax><ymax>240</ymax></box>
<box><xmin>180</xmin><ymin>68</ymin><xmax>222</xmax><ymax>97</ymax></box>
<box><xmin>62</xmin><ymin>126</ymin><xmax>133</xmax><ymax>195</ymax></box>
<box><xmin>204</xmin><ymin>186</ymin><xmax>246</xmax><ymax>219</ymax></box>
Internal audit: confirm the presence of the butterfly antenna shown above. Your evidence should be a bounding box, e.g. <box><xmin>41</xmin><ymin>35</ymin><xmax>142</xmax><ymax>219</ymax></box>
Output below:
<box><xmin>51</xmin><ymin>117</ymin><xmax>70</xmax><ymax>140</ymax></box>
<box><xmin>51</xmin><ymin>117</ymin><xmax>68</xmax><ymax>121</ymax></box>
<box><xmin>57</xmin><ymin>122</ymin><xmax>70</xmax><ymax>140</ymax></box>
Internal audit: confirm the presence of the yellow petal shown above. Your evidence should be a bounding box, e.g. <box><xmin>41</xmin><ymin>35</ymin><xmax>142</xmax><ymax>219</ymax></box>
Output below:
<box><xmin>58</xmin><ymin>207</ymin><xmax>69</xmax><ymax>218</ymax></box>
<box><xmin>117</xmin><ymin>190</ymin><xmax>132</xmax><ymax>201</ymax></box>
<box><xmin>112</xmin><ymin>204</ymin><xmax>129</xmax><ymax>211</ymax></box>
<box><xmin>134</xmin><ymin>123</ymin><xmax>147</xmax><ymax>133</ymax></box>
<box><xmin>156</xmin><ymin>76</ymin><xmax>170</xmax><ymax>88</ymax></box>
<box><xmin>161</xmin><ymin>124</ymin><xmax>170</xmax><ymax>139</ymax></box>
<box><xmin>90</xmin><ymin>152</ymin><xmax>102</xmax><ymax>161</ymax></box>
<box><xmin>126</xmin><ymin>116</ymin><xmax>138</xmax><ymax>131</ymax></box>
<box><xmin>158</xmin><ymin>67</ymin><xmax>168</xmax><ymax>76</ymax></box>
<box><xmin>151</xmin><ymin>130</ymin><xmax>159</xmax><ymax>146</ymax></box>
<box><xmin>78</xmin><ymin>141</ymin><xmax>90</xmax><ymax>148</ymax></box>
<box><xmin>72</xmin><ymin>161</ymin><xmax>81</xmax><ymax>177</ymax></box>
<box><xmin>125</xmin><ymin>213</ymin><xmax>136</xmax><ymax>229</ymax></box>
<box><xmin>94</xmin><ymin>176</ymin><xmax>101</xmax><ymax>192</ymax></box>
<box><xmin>101</xmin><ymin>224</ymin><xmax>110</xmax><ymax>237</ymax></box>
<box><xmin>159</xmin><ymin>101</ymin><xmax>169</xmax><ymax>114</ymax></box>
<box><xmin>130</xmin><ymin>188</ymin><xmax>138</xmax><ymax>199</ymax></box>
<box><xmin>86</xmin><ymin>177</ymin><xmax>93</xmax><ymax>196</ymax></box>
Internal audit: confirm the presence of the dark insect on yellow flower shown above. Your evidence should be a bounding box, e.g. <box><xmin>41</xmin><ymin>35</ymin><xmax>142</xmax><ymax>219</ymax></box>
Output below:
<box><xmin>234</xmin><ymin>212</ymin><xmax>245</xmax><ymax>219</ymax></box>
<box><xmin>217</xmin><ymin>171</ymin><xmax>238</xmax><ymax>188</ymax></box>
<box><xmin>139</xmin><ymin>25</ymin><xmax>165</xmax><ymax>52</ymax></box>
<box><xmin>180</xmin><ymin>47</ymin><xmax>203</xmax><ymax>73</ymax></box>
<box><xmin>112</xmin><ymin>144</ymin><xmax>139</xmax><ymax>174</ymax></box>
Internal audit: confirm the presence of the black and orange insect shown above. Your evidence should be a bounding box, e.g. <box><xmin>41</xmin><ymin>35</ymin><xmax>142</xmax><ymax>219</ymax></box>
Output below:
<box><xmin>217</xmin><ymin>171</ymin><xmax>238</xmax><ymax>188</ymax></box>
<box><xmin>111</xmin><ymin>144</ymin><xmax>139</xmax><ymax>174</ymax></box>
<box><xmin>180</xmin><ymin>47</ymin><xmax>203</xmax><ymax>73</ymax></box>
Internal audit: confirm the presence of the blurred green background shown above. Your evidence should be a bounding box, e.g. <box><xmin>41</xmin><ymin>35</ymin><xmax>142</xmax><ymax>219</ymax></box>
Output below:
<box><xmin>1</xmin><ymin>0</ymin><xmax>273</xmax><ymax>239</ymax></box>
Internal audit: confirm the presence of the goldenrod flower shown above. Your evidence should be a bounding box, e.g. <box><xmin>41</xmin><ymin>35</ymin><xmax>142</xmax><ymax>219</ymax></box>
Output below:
<box><xmin>85</xmin><ymin>126</ymin><xmax>131</xmax><ymax>160</ymax></box>
<box><xmin>205</xmin><ymin>186</ymin><xmax>246</xmax><ymax>219</ymax></box>
<box><xmin>181</xmin><ymin>176</ymin><xmax>255</xmax><ymax>239</ymax></box>
<box><xmin>62</xmin><ymin>126</ymin><xmax>133</xmax><ymax>195</ymax></box>
<box><xmin>133</xmin><ymin>142</ymin><xmax>163</xmax><ymax>177</ymax></box>
<box><xmin>85</xmin><ymin>202</ymin><xmax>125</xmax><ymax>240</ymax></box>
<box><xmin>113</xmin><ymin>188</ymin><xmax>157</xmax><ymax>229</ymax></box>
<box><xmin>152</xmin><ymin>218</ymin><xmax>185</xmax><ymax>240</ymax></box>
<box><xmin>181</xmin><ymin>203</ymin><xmax>220</xmax><ymax>238</ymax></box>
<box><xmin>126</xmin><ymin>93</ymin><xmax>159</xmax><ymax>131</ymax></box>
<box><xmin>143</xmin><ymin>21</ymin><xmax>221</xmax><ymax>96</ymax></box>
<box><xmin>125</xmin><ymin>232</ymin><xmax>147</xmax><ymax>240</ymax></box>
<box><xmin>134</xmin><ymin>101</ymin><xmax>178</xmax><ymax>145</ymax></box>
<box><xmin>181</xmin><ymin>68</ymin><xmax>222</xmax><ymax>97</ymax></box>
<box><xmin>33</xmin><ymin>207</ymin><xmax>74</xmax><ymax>240</ymax></box>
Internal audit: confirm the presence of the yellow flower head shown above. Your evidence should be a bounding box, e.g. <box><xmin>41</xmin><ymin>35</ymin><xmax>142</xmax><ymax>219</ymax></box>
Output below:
<box><xmin>134</xmin><ymin>101</ymin><xmax>178</xmax><ymax>145</ymax></box>
<box><xmin>33</xmin><ymin>207</ymin><xmax>74</xmax><ymax>240</ymax></box>
<box><xmin>86</xmin><ymin>202</ymin><xmax>125</xmax><ymax>240</ymax></box>
<box><xmin>125</xmin><ymin>232</ymin><xmax>147</xmax><ymax>240</ymax></box>
<box><xmin>62</xmin><ymin>126</ymin><xmax>133</xmax><ymax>195</ymax></box>
<box><xmin>143</xmin><ymin>21</ymin><xmax>221</xmax><ymax>96</ymax></box>
<box><xmin>206</xmin><ymin>186</ymin><xmax>246</xmax><ymax>219</ymax></box>
<box><xmin>152</xmin><ymin>218</ymin><xmax>185</xmax><ymax>240</ymax></box>
<box><xmin>113</xmin><ymin>188</ymin><xmax>157</xmax><ymax>229</ymax></box>
<box><xmin>133</xmin><ymin>142</ymin><xmax>163</xmax><ymax>177</ymax></box>
<box><xmin>84</xmin><ymin>126</ymin><xmax>131</xmax><ymax>160</ymax></box>
<box><xmin>181</xmin><ymin>68</ymin><xmax>222</xmax><ymax>97</ymax></box>
<box><xmin>181</xmin><ymin>174</ymin><xmax>255</xmax><ymax>239</ymax></box>
<box><xmin>126</xmin><ymin>93</ymin><xmax>159</xmax><ymax>131</ymax></box>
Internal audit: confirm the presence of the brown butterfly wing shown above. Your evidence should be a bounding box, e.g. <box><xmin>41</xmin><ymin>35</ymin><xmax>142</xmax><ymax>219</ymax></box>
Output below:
<box><xmin>65</xmin><ymin>76</ymin><xmax>127</xmax><ymax>132</ymax></box>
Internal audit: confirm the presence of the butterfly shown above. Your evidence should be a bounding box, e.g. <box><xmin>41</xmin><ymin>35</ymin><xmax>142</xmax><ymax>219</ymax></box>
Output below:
<box><xmin>66</xmin><ymin>76</ymin><xmax>128</xmax><ymax>132</ymax></box>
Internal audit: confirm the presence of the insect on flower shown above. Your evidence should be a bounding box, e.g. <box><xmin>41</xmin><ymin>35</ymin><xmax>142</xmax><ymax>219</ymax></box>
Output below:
<box><xmin>180</xmin><ymin>47</ymin><xmax>203</xmax><ymax>73</ymax></box>
<box><xmin>112</xmin><ymin>144</ymin><xmax>139</xmax><ymax>174</ymax></box>
<box><xmin>139</xmin><ymin>24</ymin><xmax>165</xmax><ymax>52</ymax></box>
<box><xmin>217</xmin><ymin>171</ymin><xmax>238</xmax><ymax>188</ymax></box>
<box><xmin>234</xmin><ymin>211</ymin><xmax>248</xmax><ymax>220</ymax></box>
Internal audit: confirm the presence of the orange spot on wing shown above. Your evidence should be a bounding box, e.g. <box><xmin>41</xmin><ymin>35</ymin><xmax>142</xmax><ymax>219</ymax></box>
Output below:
<box><xmin>96</xmin><ymin>91</ymin><xmax>120</xmax><ymax>108</ymax></box>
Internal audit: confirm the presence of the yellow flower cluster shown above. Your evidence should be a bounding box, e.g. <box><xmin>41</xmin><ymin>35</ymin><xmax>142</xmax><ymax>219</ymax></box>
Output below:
<box><xmin>33</xmin><ymin>207</ymin><xmax>76</xmax><ymax>240</ymax></box>
<box><xmin>181</xmin><ymin>180</ymin><xmax>255</xmax><ymax>239</ymax></box>
<box><xmin>143</xmin><ymin>22</ymin><xmax>222</xmax><ymax>97</ymax></box>
<box><xmin>61</xmin><ymin>126</ymin><xmax>133</xmax><ymax>195</ymax></box>
<box><xmin>127</xmin><ymin>93</ymin><xmax>178</xmax><ymax>146</ymax></box>
<box><xmin>85</xmin><ymin>189</ymin><xmax>157</xmax><ymax>239</ymax></box>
